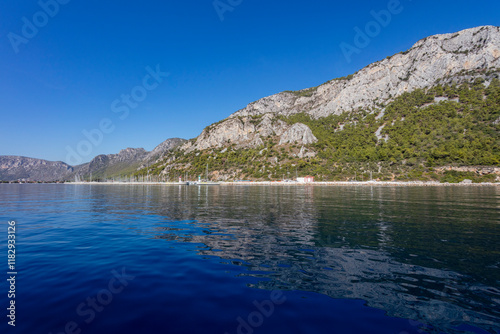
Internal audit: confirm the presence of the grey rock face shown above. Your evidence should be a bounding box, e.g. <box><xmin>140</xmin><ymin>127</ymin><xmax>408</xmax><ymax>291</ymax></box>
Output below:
<box><xmin>257</xmin><ymin>114</ymin><xmax>288</xmax><ymax>137</ymax></box>
<box><xmin>184</xmin><ymin>114</ymin><xmax>316</xmax><ymax>151</ymax></box>
<box><xmin>0</xmin><ymin>156</ymin><xmax>73</xmax><ymax>181</ymax></box>
<box><xmin>279</xmin><ymin>123</ymin><xmax>318</xmax><ymax>145</ymax></box>
<box><xmin>190</xmin><ymin>118</ymin><xmax>257</xmax><ymax>151</ymax></box>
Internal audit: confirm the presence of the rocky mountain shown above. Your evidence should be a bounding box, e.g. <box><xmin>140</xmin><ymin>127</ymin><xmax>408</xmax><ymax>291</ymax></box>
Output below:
<box><xmin>71</xmin><ymin>148</ymin><xmax>149</xmax><ymax>181</ymax></box>
<box><xmin>140</xmin><ymin>25</ymin><xmax>500</xmax><ymax>182</ymax></box>
<box><xmin>145</xmin><ymin>138</ymin><xmax>187</xmax><ymax>162</ymax></box>
<box><xmin>0</xmin><ymin>156</ymin><xmax>73</xmax><ymax>182</ymax></box>
<box><xmin>181</xmin><ymin>26</ymin><xmax>500</xmax><ymax>153</ymax></box>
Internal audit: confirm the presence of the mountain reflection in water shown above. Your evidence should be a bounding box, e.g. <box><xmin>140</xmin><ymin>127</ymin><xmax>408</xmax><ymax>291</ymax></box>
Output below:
<box><xmin>107</xmin><ymin>184</ymin><xmax>499</xmax><ymax>334</ymax></box>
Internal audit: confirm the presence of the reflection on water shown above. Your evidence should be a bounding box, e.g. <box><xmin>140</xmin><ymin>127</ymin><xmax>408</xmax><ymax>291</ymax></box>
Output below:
<box><xmin>82</xmin><ymin>184</ymin><xmax>500</xmax><ymax>334</ymax></box>
<box><xmin>1</xmin><ymin>184</ymin><xmax>499</xmax><ymax>334</ymax></box>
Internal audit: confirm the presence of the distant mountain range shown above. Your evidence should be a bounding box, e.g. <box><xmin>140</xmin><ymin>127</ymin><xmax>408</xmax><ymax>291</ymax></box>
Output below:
<box><xmin>1</xmin><ymin>26</ymin><xmax>499</xmax><ymax>182</ymax></box>
<box><xmin>0</xmin><ymin>156</ymin><xmax>73</xmax><ymax>182</ymax></box>
<box><xmin>0</xmin><ymin>138</ymin><xmax>186</xmax><ymax>182</ymax></box>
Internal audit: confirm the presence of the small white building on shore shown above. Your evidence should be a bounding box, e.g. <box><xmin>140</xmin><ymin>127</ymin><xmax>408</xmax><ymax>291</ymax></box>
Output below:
<box><xmin>297</xmin><ymin>176</ymin><xmax>314</xmax><ymax>183</ymax></box>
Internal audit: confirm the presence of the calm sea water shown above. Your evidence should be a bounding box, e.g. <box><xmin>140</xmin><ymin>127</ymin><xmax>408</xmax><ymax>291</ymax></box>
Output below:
<box><xmin>0</xmin><ymin>184</ymin><xmax>499</xmax><ymax>334</ymax></box>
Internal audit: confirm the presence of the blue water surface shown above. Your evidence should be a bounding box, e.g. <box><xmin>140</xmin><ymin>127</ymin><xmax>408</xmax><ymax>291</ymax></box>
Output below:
<box><xmin>0</xmin><ymin>184</ymin><xmax>499</xmax><ymax>334</ymax></box>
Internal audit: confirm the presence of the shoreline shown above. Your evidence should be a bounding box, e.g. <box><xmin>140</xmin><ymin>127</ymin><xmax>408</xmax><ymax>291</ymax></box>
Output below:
<box><xmin>34</xmin><ymin>181</ymin><xmax>500</xmax><ymax>187</ymax></box>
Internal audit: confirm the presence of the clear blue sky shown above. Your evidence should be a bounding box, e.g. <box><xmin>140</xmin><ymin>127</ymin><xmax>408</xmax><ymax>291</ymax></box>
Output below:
<box><xmin>1</xmin><ymin>0</ymin><xmax>499</xmax><ymax>164</ymax></box>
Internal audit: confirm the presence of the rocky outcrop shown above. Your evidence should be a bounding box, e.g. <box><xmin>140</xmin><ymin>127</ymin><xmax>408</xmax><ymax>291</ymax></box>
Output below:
<box><xmin>189</xmin><ymin>117</ymin><xmax>259</xmax><ymax>151</ymax></box>
<box><xmin>0</xmin><ymin>156</ymin><xmax>73</xmax><ymax>181</ymax></box>
<box><xmin>296</xmin><ymin>146</ymin><xmax>316</xmax><ymax>159</ymax></box>
<box><xmin>279</xmin><ymin>123</ymin><xmax>318</xmax><ymax>145</ymax></box>
<box><xmin>184</xmin><ymin>114</ymin><xmax>316</xmax><ymax>151</ymax></box>
<box><xmin>256</xmin><ymin>114</ymin><xmax>289</xmax><ymax>137</ymax></box>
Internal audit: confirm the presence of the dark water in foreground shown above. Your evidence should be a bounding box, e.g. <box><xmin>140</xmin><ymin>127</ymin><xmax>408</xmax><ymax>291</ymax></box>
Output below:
<box><xmin>0</xmin><ymin>184</ymin><xmax>499</xmax><ymax>334</ymax></box>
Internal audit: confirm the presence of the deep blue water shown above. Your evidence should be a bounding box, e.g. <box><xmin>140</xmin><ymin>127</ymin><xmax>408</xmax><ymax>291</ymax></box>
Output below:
<box><xmin>0</xmin><ymin>184</ymin><xmax>499</xmax><ymax>334</ymax></box>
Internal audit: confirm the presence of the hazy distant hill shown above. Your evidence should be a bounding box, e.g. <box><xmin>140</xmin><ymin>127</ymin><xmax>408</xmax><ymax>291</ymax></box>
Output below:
<box><xmin>0</xmin><ymin>156</ymin><xmax>73</xmax><ymax>182</ymax></box>
<box><xmin>0</xmin><ymin>138</ymin><xmax>186</xmax><ymax>182</ymax></box>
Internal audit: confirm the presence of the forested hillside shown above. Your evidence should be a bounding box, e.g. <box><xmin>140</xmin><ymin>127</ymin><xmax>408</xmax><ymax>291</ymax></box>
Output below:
<box><xmin>136</xmin><ymin>80</ymin><xmax>499</xmax><ymax>183</ymax></box>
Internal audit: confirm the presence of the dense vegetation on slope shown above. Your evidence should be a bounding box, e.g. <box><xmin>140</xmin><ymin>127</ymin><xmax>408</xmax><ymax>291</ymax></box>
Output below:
<box><xmin>136</xmin><ymin>80</ymin><xmax>499</xmax><ymax>183</ymax></box>
<box><xmin>285</xmin><ymin>78</ymin><xmax>499</xmax><ymax>165</ymax></box>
